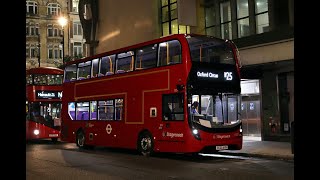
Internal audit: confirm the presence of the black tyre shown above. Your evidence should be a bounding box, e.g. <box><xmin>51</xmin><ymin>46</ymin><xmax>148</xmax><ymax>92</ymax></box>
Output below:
<box><xmin>51</xmin><ymin>138</ymin><xmax>58</xmax><ymax>143</ymax></box>
<box><xmin>76</xmin><ymin>130</ymin><xmax>94</xmax><ymax>149</ymax></box>
<box><xmin>138</xmin><ymin>132</ymin><xmax>154</xmax><ymax>157</ymax></box>
<box><xmin>76</xmin><ymin>130</ymin><xmax>86</xmax><ymax>148</ymax></box>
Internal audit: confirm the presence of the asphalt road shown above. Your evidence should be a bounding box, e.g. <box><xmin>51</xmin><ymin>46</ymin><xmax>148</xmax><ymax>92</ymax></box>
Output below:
<box><xmin>26</xmin><ymin>140</ymin><xmax>294</xmax><ymax>180</ymax></box>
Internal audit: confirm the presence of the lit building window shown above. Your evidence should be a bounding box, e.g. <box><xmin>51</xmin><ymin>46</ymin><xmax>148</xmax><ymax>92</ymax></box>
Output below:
<box><xmin>237</xmin><ymin>0</ymin><xmax>250</xmax><ymax>38</ymax></box>
<box><xmin>72</xmin><ymin>0</ymin><xmax>79</xmax><ymax>12</ymax></box>
<box><xmin>160</xmin><ymin>0</ymin><xmax>190</xmax><ymax>36</ymax></box>
<box><xmin>220</xmin><ymin>1</ymin><xmax>232</xmax><ymax>40</ymax></box>
<box><xmin>255</xmin><ymin>0</ymin><xmax>269</xmax><ymax>34</ymax></box>
<box><xmin>204</xmin><ymin>0</ymin><xmax>219</xmax><ymax>38</ymax></box>
<box><xmin>204</xmin><ymin>0</ymin><xmax>270</xmax><ymax>39</ymax></box>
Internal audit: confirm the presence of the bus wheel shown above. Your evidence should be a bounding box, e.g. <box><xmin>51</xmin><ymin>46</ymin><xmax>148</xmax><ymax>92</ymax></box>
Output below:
<box><xmin>51</xmin><ymin>138</ymin><xmax>58</xmax><ymax>143</ymax></box>
<box><xmin>138</xmin><ymin>132</ymin><xmax>154</xmax><ymax>157</ymax></box>
<box><xmin>76</xmin><ymin>130</ymin><xmax>86</xmax><ymax>148</ymax></box>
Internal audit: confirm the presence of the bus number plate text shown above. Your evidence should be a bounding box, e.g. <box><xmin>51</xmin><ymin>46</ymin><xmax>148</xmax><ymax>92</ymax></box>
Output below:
<box><xmin>49</xmin><ymin>134</ymin><xmax>59</xmax><ymax>137</ymax></box>
<box><xmin>216</xmin><ymin>145</ymin><xmax>228</xmax><ymax>150</ymax></box>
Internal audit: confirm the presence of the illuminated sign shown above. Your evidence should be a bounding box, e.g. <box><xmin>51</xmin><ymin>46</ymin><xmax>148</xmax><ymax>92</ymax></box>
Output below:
<box><xmin>197</xmin><ymin>71</ymin><xmax>218</xmax><ymax>78</ymax></box>
<box><xmin>224</xmin><ymin>72</ymin><xmax>233</xmax><ymax>81</ymax></box>
<box><xmin>197</xmin><ymin>71</ymin><xmax>233</xmax><ymax>81</ymax></box>
<box><xmin>36</xmin><ymin>91</ymin><xmax>62</xmax><ymax>99</ymax></box>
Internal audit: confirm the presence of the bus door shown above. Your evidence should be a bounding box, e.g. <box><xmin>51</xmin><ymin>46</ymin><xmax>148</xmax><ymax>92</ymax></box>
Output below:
<box><xmin>157</xmin><ymin>93</ymin><xmax>185</xmax><ymax>145</ymax></box>
<box><xmin>39</xmin><ymin>102</ymin><xmax>62</xmax><ymax>128</ymax></box>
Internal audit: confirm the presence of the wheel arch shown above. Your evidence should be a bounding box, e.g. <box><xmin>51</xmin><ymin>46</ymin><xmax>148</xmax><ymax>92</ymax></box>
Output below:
<box><xmin>136</xmin><ymin>129</ymin><xmax>152</xmax><ymax>150</ymax></box>
<box><xmin>74</xmin><ymin>127</ymin><xmax>85</xmax><ymax>143</ymax></box>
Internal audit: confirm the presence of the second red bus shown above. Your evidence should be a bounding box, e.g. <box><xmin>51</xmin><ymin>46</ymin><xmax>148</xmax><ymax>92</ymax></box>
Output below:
<box><xmin>26</xmin><ymin>67</ymin><xmax>63</xmax><ymax>142</ymax></box>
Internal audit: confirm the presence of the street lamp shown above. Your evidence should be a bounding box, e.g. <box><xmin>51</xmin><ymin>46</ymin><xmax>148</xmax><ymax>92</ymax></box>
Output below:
<box><xmin>58</xmin><ymin>16</ymin><xmax>67</xmax><ymax>65</ymax></box>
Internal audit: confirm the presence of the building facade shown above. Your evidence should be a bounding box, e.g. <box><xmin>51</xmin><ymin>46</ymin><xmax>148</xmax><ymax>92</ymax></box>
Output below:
<box><xmin>26</xmin><ymin>0</ymin><xmax>87</xmax><ymax>69</ymax></box>
<box><xmin>67</xmin><ymin>0</ymin><xmax>87</xmax><ymax>61</ymax></box>
<box><xmin>79</xmin><ymin>0</ymin><xmax>294</xmax><ymax>142</ymax></box>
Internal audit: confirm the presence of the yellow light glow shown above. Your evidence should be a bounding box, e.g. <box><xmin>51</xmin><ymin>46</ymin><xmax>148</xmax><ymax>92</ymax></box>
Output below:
<box><xmin>58</xmin><ymin>16</ymin><xmax>68</xmax><ymax>28</ymax></box>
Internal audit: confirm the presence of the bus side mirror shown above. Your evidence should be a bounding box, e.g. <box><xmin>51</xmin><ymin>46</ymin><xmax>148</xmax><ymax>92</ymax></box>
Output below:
<box><xmin>176</xmin><ymin>84</ymin><xmax>184</xmax><ymax>91</ymax></box>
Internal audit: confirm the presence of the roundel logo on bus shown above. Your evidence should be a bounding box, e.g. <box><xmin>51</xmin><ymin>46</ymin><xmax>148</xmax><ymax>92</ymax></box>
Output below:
<box><xmin>106</xmin><ymin>124</ymin><xmax>112</xmax><ymax>134</ymax></box>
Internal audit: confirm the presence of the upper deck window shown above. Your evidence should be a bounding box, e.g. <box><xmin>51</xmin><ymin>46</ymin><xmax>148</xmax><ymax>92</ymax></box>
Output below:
<box><xmin>158</xmin><ymin>40</ymin><xmax>181</xmax><ymax>66</ymax></box>
<box><xmin>187</xmin><ymin>36</ymin><xmax>235</xmax><ymax>65</ymax></box>
<box><xmin>135</xmin><ymin>44</ymin><xmax>157</xmax><ymax>70</ymax></box>
<box><xmin>77</xmin><ymin>61</ymin><xmax>91</xmax><ymax>79</ymax></box>
<box><xmin>26</xmin><ymin>74</ymin><xmax>33</xmax><ymax>85</ymax></box>
<box><xmin>32</xmin><ymin>74</ymin><xmax>63</xmax><ymax>85</ymax></box>
<box><xmin>91</xmin><ymin>58</ymin><xmax>99</xmax><ymax>77</ymax></box>
<box><xmin>64</xmin><ymin>64</ymin><xmax>77</xmax><ymax>82</ymax></box>
<box><xmin>100</xmin><ymin>54</ymin><xmax>115</xmax><ymax>76</ymax></box>
<box><xmin>116</xmin><ymin>51</ymin><xmax>134</xmax><ymax>73</ymax></box>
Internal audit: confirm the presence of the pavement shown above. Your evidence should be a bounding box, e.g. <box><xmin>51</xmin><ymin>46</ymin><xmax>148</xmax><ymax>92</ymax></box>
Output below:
<box><xmin>218</xmin><ymin>136</ymin><xmax>294</xmax><ymax>161</ymax></box>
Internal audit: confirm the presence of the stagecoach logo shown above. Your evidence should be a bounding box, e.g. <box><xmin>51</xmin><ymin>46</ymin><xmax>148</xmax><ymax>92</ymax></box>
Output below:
<box><xmin>162</xmin><ymin>131</ymin><xmax>184</xmax><ymax>138</ymax></box>
<box><xmin>36</xmin><ymin>91</ymin><xmax>62</xmax><ymax>99</ymax></box>
<box><xmin>213</xmin><ymin>134</ymin><xmax>231</xmax><ymax>139</ymax></box>
<box><xmin>85</xmin><ymin>122</ymin><xmax>94</xmax><ymax>128</ymax></box>
<box><xmin>106</xmin><ymin>124</ymin><xmax>112</xmax><ymax>134</ymax></box>
<box><xmin>197</xmin><ymin>71</ymin><xmax>218</xmax><ymax>78</ymax></box>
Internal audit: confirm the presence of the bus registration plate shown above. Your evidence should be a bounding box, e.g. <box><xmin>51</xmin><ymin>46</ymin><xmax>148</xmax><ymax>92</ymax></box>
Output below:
<box><xmin>216</xmin><ymin>145</ymin><xmax>228</xmax><ymax>150</ymax></box>
<box><xmin>49</xmin><ymin>134</ymin><xmax>58</xmax><ymax>137</ymax></box>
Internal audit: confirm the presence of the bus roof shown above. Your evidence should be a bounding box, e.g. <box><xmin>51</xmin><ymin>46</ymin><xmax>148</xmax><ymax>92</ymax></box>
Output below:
<box><xmin>26</xmin><ymin>67</ymin><xmax>64</xmax><ymax>75</ymax></box>
<box><xmin>64</xmin><ymin>34</ymin><xmax>228</xmax><ymax>66</ymax></box>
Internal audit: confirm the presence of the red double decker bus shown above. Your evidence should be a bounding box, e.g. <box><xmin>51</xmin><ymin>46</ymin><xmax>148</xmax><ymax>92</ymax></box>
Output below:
<box><xmin>26</xmin><ymin>67</ymin><xmax>63</xmax><ymax>142</ymax></box>
<box><xmin>61</xmin><ymin>34</ymin><xmax>242</xmax><ymax>156</ymax></box>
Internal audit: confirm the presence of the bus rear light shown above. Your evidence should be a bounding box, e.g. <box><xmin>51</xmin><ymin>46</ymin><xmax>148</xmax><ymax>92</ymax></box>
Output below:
<box><xmin>33</xmin><ymin>129</ymin><xmax>40</xmax><ymax>135</ymax></box>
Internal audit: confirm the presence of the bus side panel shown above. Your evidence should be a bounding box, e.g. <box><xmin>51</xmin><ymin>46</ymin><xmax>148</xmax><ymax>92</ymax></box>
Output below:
<box><xmin>142</xmin><ymin>92</ymin><xmax>162</xmax><ymax>151</ymax></box>
<box><xmin>61</xmin><ymin>83</ymin><xmax>76</xmax><ymax>142</ymax></box>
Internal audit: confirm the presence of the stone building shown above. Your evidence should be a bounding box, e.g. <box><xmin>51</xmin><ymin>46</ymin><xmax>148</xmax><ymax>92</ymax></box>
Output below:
<box><xmin>26</xmin><ymin>0</ymin><xmax>87</xmax><ymax>69</ymax></box>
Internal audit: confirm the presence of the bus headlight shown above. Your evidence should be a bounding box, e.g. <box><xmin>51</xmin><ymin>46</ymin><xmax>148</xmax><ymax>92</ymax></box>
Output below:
<box><xmin>192</xmin><ymin>128</ymin><xmax>201</xmax><ymax>140</ymax></box>
<box><xmin>34</xmin><ymin>129</ymin><xmax>40</xmax><ymax>135</ymax></box>
<box><xmin>192</xmin><ymin>129</ymin><xmax>199</xmax><ymax>135</ymax></box>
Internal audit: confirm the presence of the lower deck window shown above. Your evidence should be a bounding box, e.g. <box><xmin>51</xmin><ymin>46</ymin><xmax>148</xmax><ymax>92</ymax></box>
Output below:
<box><xmin>68</xmin><ymin>98</ymin><xmax>124</xmax><ymax>121</ymax></box>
